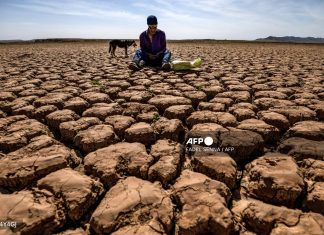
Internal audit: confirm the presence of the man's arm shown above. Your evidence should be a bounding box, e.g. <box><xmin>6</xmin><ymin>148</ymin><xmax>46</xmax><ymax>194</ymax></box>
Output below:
<box><xmin>140</xmin><ymin>33</ymin><xmax>146</xmax><ymax>52</ymax></box>
<box><xmin>140</xmin><ymin>32</ymin><xmax>150</xmax><ymax>55</ymax></box>
<box><xmin>155</xmin><ymin>32</ymin><xmax>166</xmax><ymax>56</ymax></box>
<box><xmin>160</xmin><ymin>32</ymin><xmax>166</xmax><ymax>52</ymax></box>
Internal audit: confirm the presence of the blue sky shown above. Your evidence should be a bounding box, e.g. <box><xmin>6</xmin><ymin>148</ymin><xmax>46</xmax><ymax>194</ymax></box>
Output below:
<box><xmin>0</xmin><ymin>0</ymin><xmax>323</xmax><ymax>40</ymax></box>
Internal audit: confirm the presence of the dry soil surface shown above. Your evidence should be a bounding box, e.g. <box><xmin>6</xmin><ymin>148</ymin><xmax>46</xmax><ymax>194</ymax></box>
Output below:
<box><xmin>0</xmin><ymin>42</ymin><xmax>324</xmax><ymax>234</ymax></box>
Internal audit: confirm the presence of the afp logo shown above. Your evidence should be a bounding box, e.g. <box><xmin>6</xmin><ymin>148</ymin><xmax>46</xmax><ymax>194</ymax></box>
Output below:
<box><xmin>186</xmin><ymin>136</ymin><xmax>213</xmax><ymax>146</ymax></box>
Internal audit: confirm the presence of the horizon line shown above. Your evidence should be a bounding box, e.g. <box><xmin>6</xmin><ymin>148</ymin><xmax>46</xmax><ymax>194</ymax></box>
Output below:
<box><xmin>1</xmin><ymin>35</ymin><xmax>324</xmax><ymax>41</ymax></box>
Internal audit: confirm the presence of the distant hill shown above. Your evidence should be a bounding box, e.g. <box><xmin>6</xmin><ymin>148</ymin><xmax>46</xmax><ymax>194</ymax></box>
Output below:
<box><xmin>0</xmin><ymin>38</ymin><xmax>250</xmax><ymax>44</ymax></box>
<box><xmin>2</xmin><ymin>37</ymin><xmax>324</xmax><ymax>44</ymax></box>
<box><xmin>32</xmin><ymin>38</ymin><xmax>109</xmax><ymax>43</ymax></box>
<box><xmin>256</xmin><ymin>36</ymin><xmax>324</xmax><ymax>43</ymax></box>
<box><xmin>0</xmin><ymin>38</ymin><xmax>252</xmax><ymax>44</ymax></box>
<box><xmin>0</xmin><ymin>39</ymin><xmax>25</xmax><ymax>43</ymax></box>
<box><xmin>0</xmin><ymin>38</ymin><xmax>111</xmax><ymax>44</ymax></box>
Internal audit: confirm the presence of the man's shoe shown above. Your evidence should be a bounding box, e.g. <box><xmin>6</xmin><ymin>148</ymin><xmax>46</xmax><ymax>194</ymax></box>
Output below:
<box><xmin>128</xmin><ymin>62</ymin><xmax>140</xmax><ymax>71</ymax></box>
<box><xmin>161</xmin><ymin>62</ymin><xmax>171</xmax><ymax>71</ymax></box>
<box><xmin>139</xmin><ymin>60</ymin><xmax>145</xmax><ymax>67</ymax></box>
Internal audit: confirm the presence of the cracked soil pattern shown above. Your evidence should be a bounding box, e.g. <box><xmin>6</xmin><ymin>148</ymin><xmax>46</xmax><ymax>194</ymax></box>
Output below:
<box><xmin>0</xmin><ymin>42</ymin><xmax>324</xmax><ymax>234</ymax></box>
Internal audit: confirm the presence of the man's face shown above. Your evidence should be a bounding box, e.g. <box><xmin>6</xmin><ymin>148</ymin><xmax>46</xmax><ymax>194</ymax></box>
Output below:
<box><xmin>148</xmin><ymin>25</ymin><xmax>157</xmax><ymax>34</ymax></box>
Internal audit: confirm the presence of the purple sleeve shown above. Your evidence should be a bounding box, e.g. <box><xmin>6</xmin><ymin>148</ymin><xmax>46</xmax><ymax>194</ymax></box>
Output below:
<box><xmin>140</xmin><ymin>32</ymin><xmax>150</xmax><ymax>54</ymax></box>
<box><xmin>140</xmin><ymin>33</ymin><xmax>145</xmax><ymax>51</ymax></box>
<box><xmin>160</xmin><ymin>32</ymin><xmax>166</xmax><ymax>52</ymax></box>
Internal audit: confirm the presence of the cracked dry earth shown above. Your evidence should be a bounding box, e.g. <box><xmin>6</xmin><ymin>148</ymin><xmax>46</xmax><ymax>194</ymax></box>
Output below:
<box><xmin>0</xmin><ymin>42</ymin><xmax>324</xmax><ymax>235</ymax></box>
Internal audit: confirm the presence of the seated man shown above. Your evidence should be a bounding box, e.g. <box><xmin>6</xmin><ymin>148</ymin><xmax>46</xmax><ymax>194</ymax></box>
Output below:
<box><xmin>129</xmin><ymin>15</ymin><xmax>172</xmax><ymax>71</ymax></box>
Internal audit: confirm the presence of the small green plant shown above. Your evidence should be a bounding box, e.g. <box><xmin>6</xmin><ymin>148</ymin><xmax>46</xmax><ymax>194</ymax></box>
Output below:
<box><xmin>195</xmin><ymin>85</ymin><xmax>203</xmax><ymax>91</ymax></box>
<box><xmin>147</xmin><ymin>89</ymin><xmax>154</xmax><ymax>95</ymax></box>
<box><xmin>90</xmin><ymin>79</ymin><xmax>101</xmax><ymax>86</ymax></box>
<box><xmin>128</xmin><ymin>71</ymin><xmax>135</xmax><ymax>77</ymax></box>
<box><xmin>152</xmin><ymin>113</ymin><xmax>160</xmax><ymax>123</ymax></box>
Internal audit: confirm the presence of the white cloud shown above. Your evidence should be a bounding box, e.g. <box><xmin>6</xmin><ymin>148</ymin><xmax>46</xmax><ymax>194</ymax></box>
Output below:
<box><xmin>9</xmin><ymin>0</ymin><xmax>144</xmax><ymax>20</ymax></box>
<box><xmin>1</xmin><ymin>0</ymin><xmax>323</xmax><ymax>39</ymax></box>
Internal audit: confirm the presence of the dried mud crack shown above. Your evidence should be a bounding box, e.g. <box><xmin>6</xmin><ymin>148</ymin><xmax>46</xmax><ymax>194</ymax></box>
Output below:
<box><xmin>0</xmin><ymin>42</ymin><xmax>324</xmax><ymax>234</ymax></box>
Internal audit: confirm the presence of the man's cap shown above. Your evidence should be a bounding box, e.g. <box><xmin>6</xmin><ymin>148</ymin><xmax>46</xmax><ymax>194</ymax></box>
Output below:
<box><xmin>147</xmin><ymin>15</ymin><xmax>158</xmax><ymax>25</ymax></box>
